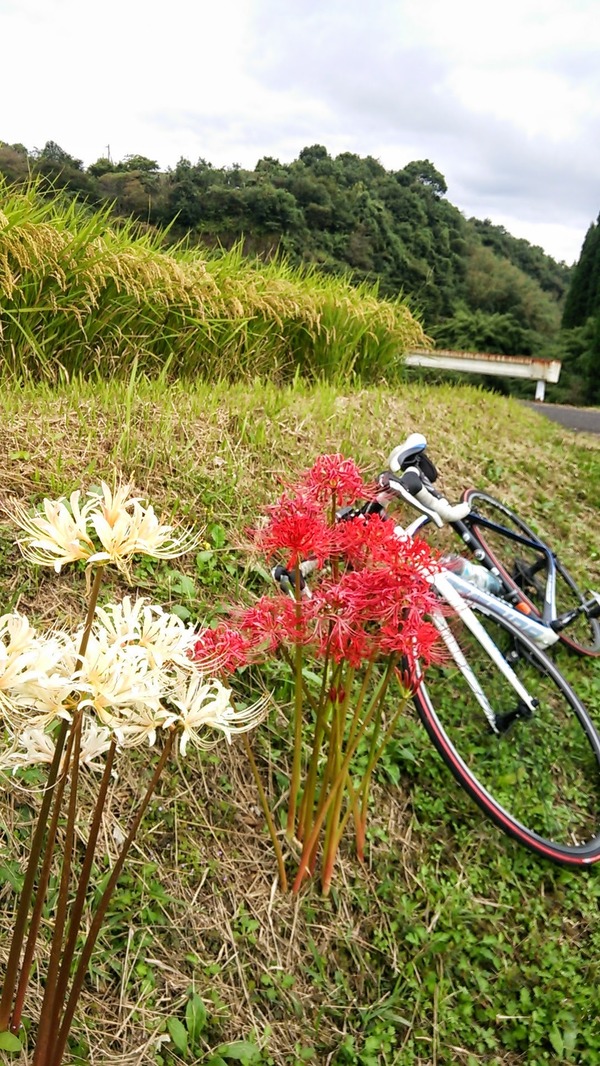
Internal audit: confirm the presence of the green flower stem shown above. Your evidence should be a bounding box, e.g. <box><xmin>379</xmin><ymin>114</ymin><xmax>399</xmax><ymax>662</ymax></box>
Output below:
<box><xmin>344</xmin><ymin>658</ymin><xmax>375</xmax><ymax>753</ymax></box>
<box><xmin>292</xmin><ymin>660</ymin><xmax>395</xmax><ymax>893</ymax></box>
<box><xmin>299</xmin><ymin>652</ymin><xmax>336</xmax><ymax>844</ymax></box>
<box><xmin>354</xmin><ymin>691</ymin><xmax>409</xmax><ymax>855</ymax></box>
<box><xmin>286</xmin><ymin>573</ymin><xmax>305</xmax><ymax>839</ymax></box>
<box><xmin>47</xmin><ymin>731</ymin><xmax>176</xmax><ymax>1066</ymax></box>
<box><xmin>32</xmin><ymin>710</ymin><xmax>84</xmax><ymax>1066</ymax></box>
<box><xmin>48</xmin><ymin>738</ymin><xmax>117</xmax><ymax>1044</ymax></box>
<box><xmin>321</xmin><ymin>680</ymin><xmax>353</xmax><ymax>893</ymax></box>
<box><xmin>243</xmin><ymin>734</ymin><xmax>288</xmax><ymax>892</ymax></box>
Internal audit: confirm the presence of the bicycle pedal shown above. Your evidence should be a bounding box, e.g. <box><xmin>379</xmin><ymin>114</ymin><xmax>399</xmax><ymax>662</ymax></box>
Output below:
<box><xmin>588</xmin><ymin>591</ymin><xmax>600</xmax><ymax>619</ymax></box>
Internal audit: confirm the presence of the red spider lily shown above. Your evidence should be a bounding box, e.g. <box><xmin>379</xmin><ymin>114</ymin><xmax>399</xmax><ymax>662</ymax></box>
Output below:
<box><xmin>253</xmin><ymin>493</ymin><xmax>332</xmax><ymax>569</ymax></box>
<box><xmin>333</xmin><ymin>512</ymin><xmax>440</xmax><ymax>573</ymax></box>
<box><xmin>378</xmin><ymin>616</ymin><xmax>441</xmax><ymax>663</ymax></box>
<box><xmin>297</xmin><ymin>454</ymin><xmax>373</xmax><ymax>507</ymax></box>
<box><xmin>228</xmin><ymin>453</ymin><xmax>445</xmax><ymax>896</ymax></box>
<box><xmin>191</xmin><ymin>623</ymin><xmax>251</xmax><ymax>674</ymax></box>
<box><xmin>236</xmin><ymin>594</ymin><xmax>312</xmax><ymax>653</ymax></box>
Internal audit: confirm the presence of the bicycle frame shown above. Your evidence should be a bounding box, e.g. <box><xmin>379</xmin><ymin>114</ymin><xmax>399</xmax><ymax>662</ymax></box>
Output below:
<box><xmin>398</xmin><ymin>514</ymin><xmax>556</xmax><ymax>734</ymax></box>
<box><xmin>454</xmin><ymin>511</ymin><xmax>560</xmax><ymax>625</ymax></box>
<box><xmin>404</xmin><ymin>512</ymin><xmax>559</xmax><ymax>647</ymax></box>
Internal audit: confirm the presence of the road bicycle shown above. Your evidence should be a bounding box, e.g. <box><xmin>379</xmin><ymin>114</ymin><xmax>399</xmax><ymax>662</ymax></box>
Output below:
<box><xmin>386</xmin><ymin>519</ymin><xmax>600</xmax><ymax>866</ymax></box>
<box><xmin>382</xmin><ymin>433</ymin><xmax>600</xmax><ymax>658</ymax></box>
<box><xmin>330</xmin><ymin>445</ymin><xmax>600</xmax><ymax>869</ymax></box>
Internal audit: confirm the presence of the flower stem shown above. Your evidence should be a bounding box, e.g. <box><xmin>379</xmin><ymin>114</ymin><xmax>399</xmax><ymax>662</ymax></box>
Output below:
<box><xmin>48</xmin><ymin>739</ymin><xmax>117</xmax><ymax>1045</ymax></box>
<box><xmin>299</xmin><ymin>652</ymin><xmax>335</xmax><ymax>844</ymax></box>
<box><xmin>47</xmin><ymin>731</ymin><xmax>175</xmax><ymax>1066</ymax></box>
<box><xmin>8</xmin><ymin>718</ymin><xmax>78</xmax><ymax>1034</ymax></box>
<box><xmin>292</xmin><ymin>660</ymin><xmax>395</xmax><ymax>893</ymax></box>
<box><xmin>286</xmin><ymin>573</ymin><xmax>304</xmax><ymax>839</ymax></box>
<box><xmin>0</xmin><ymin>721</ymin><xmax>69</xmax><ymax>1032</ymax></box>
<box><xmin>1</xmin><ymin>565</ymin><xmax>107</xmax><ymax>1033</ymax></box>
<box><xmin>32</xmin><ymin>711</ymin><xmax>83</xmax><ymax>1065</ymax></box>
<box><xmin>243</xmin><ymin>734</ymin><xmax>287</xmax><ymax>892</ymax></box>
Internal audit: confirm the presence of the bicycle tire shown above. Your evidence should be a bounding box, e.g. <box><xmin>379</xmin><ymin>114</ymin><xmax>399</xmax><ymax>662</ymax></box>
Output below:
<box><xmin>461</xmin><ymin>488</ymin><xmax>600</xmax><ymax>657</ymax></box>
<box><xmin>411</xmin><ymin>599</ymin><xmax>600</xmax><ymax>865</ymax></box>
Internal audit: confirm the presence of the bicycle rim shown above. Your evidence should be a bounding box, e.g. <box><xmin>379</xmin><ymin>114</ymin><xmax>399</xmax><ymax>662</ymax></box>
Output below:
<box><xmin>462</xmin><ymin>489</ymin><xmax>600</xmax><ymax>657</ymax></box>
<box><xmin>412</xmin><ymin>604</ymin><xmax>600</xmax><ymax>864</ymax></box>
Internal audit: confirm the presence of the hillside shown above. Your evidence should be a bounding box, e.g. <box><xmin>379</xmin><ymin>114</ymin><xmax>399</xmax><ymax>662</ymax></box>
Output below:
<box><xmin>1</xmin><ymin>377</ymin><xmax>599</xmax><ymax>1065</ymax></box>
<box><xmin>0</xmin><ymin>141</ymin><xmax>572</xmax><ymax>371</ymax></box>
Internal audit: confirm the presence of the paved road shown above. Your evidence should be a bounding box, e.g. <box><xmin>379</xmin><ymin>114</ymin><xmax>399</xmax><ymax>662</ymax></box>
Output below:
<box><xmin>522</xmin><ymin>401</ymin><xmax>600</xmax><ymax>435</ymax></box>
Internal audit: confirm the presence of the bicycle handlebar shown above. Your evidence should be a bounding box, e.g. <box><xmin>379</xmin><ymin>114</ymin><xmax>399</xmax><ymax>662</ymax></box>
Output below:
<box><xmin>380</xmin><ymin>444</ymin><xmax>471</xmax><ymax>526</ymax></box>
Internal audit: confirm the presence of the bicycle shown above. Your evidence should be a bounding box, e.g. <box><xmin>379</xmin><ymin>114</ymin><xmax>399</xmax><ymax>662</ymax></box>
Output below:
<box><xmin>276</xmin><ymin>474</ymin><xmax>600</xmax><ymax>867</ymax></box>
<box><xmin>382</xmin><ymin>433</ymin><xmax>600</xmax><ymax>657</ymax></box>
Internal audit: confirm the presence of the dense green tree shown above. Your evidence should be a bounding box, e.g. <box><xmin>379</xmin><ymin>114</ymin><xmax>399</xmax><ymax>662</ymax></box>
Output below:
<box><xmin>562</xmin><ymin>218</ymin><xmax>600</xmax><ymax>328</ymax></box>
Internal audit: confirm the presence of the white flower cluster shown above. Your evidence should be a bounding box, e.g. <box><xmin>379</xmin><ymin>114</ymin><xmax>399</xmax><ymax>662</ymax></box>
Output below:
<box><xmin>8</xmin><ymin>483</ymin><xmax>200</xmax><ymax>575</ymax></box>
<box><xmin>0</xmin><ymin>598</ymin><xmax>267</xmax><ymax>772</ymax></box>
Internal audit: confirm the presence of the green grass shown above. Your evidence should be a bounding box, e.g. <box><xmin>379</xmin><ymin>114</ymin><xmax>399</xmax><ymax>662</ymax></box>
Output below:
<box><xmin>0</xmin><ymin>377</ymin><xmax>599</xmax><ymax>1065</ymax></box>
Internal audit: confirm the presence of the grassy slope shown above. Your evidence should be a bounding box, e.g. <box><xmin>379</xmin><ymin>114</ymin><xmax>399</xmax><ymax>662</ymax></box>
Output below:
<box><xmin>0</xmin><ymin>378</ymin><xmax>599</xmax><ymax>1066</ymax></box>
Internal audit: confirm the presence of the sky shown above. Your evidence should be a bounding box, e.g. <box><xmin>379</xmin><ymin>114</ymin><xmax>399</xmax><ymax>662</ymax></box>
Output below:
<box><xmin>1</xmin><ymin>0</ymin><xmax>599</xmax><ymax>265</ymax></box>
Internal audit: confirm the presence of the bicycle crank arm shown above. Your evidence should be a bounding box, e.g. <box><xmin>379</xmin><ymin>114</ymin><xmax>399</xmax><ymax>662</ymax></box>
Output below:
<box><xmin>494</xmin><ymin>698</ymin><xmax>538</xmax><ymax>734</ymax></box>
<box><xmin>552</xmin><ymin>592</ymin><xmax>600</xmax><ymax>631</ymax></box>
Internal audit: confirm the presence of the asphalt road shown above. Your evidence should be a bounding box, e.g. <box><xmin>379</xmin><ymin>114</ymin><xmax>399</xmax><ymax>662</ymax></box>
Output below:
<box><xmin>522</xmin><ymin>401</ymin><xmax>600</xmax><ymax>435</ymax></box>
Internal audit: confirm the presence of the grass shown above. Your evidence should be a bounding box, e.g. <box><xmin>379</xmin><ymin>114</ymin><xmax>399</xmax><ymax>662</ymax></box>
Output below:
<box><xmin>0</xmin><ymin>376</ymin><xmax>599</xmax><ymax>1065</ymax></box>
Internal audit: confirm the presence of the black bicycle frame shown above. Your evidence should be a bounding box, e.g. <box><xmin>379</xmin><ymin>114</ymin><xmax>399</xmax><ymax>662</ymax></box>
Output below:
<box><xmin>451</xmin><ymin>512</ymin><xmax>559</xmax><ymax>625</ymax></box>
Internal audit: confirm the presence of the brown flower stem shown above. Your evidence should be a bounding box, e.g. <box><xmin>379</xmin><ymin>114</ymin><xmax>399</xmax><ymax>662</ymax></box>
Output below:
<box><xmin>7</xmin><ymin>720</ymin><xmax>77</xmax><ymax>1034</ymax></box>
<box><xmin>47</xmin><ymin>731</ymin><xmax>175</xmax><ymax>1066</ymax></box>
<box><xmin>49</xmin><ymin>739</ymin><xmax>117</xmax><ymax>1033</ymax></box>
<box><xmin>0</xmin><ymin>719</ymin><xmax>68</xmax><ymax>1033</ymax></box>
<box><xmin>2</xmin><ymin>564</ymin><xmax>107</xmax><ymax>1033</ymax></box>
<box><xmin>242</xmin><ymin>734</ymin><xmax>287</xmax><ymax>892</ymax></box>
<box><xmin>32</xmin><ymin>710</ymin><xmax>83</xmax><ymax>1065</ymax></box>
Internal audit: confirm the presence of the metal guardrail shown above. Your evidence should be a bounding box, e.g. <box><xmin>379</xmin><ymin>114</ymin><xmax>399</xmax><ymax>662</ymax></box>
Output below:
<box><xmin>405</xmin><ymin>349</ymin><xmax>561</xmax><ymax>402</ymax></box>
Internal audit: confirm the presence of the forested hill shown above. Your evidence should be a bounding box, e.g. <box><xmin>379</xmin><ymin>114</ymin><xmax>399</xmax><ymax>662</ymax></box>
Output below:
<box><xmin>0</xmin><ymin>138</ymin><xmax>577</xmax><ymax>382</ymax></box>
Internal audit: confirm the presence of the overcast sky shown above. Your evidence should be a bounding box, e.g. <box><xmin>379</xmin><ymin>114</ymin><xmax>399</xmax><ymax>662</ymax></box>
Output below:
<box><xmin>1</xmin><ymin>0</ymin><xmax>598</xmax><ymax>264</ymax></box>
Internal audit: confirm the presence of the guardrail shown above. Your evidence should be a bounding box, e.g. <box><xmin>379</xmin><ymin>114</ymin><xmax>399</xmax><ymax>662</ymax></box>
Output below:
<box><xmin>405</xmin><ymin>349</ymin><xmax>561</xmax><ymax>401</ymax></box>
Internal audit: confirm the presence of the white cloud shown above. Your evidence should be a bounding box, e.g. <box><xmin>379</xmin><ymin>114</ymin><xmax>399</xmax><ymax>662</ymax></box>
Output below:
<box><xmin>1</xmin><ymin>0</ymin><xmax>598</xmax><ymax>263</ymax></box>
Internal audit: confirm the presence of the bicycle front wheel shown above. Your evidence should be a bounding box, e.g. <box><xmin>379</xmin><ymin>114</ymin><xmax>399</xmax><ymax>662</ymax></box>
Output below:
<box><xmin>462</xmin><ymin>488</ymin><xmax>600</xmax><ymax>657</ymax></box>
<box><xmin>412</xmin><ymin>601</ymin><xmax>600</xmax><ymax>864</ymax></box>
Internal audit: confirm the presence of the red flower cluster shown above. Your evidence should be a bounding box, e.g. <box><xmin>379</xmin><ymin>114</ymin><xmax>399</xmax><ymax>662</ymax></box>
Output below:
<box><xmin>297</xmin><ymin>453</ymin><xmax>372</xmax><ymax>507</ymax></box>
<box><xmin>254</xmin><ymin>492</ymin><xmax>332</xmax><ymax>570</ymax></box>
<box><xmin>192</xmin><ymin>454</ymin><xmax>442</xmax><ymax>677</ymax></box>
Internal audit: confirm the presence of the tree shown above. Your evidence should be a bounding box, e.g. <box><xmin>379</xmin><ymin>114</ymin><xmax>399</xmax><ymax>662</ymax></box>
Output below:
<box><xmin>402</xmin><ymin>160</ymin><xmax>448</xmax><ymax>197</ymax></box>
<box><xmin>562</xmin><ymin>218</ymin><xmax>600</xmax><ymax>329</ymax></box>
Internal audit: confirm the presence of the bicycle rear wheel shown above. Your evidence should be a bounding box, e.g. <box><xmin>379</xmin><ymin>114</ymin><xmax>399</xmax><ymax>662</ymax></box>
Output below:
<box><xmin>412</xmin><ymin>601</ymin><xmax>600</xmax><ymax>864</ymax></box>
<box><xmin>462</xmin><ymin>488</ymin><xmax>600</xmax><ymax>657</ymax></box>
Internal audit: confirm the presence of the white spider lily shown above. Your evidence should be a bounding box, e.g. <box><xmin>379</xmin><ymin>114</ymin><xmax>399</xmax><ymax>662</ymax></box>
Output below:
<box><xmin>1</xmin><ymin>720</ymin><xmax>113</xmax><ymax>772</ymax></box>
<box><xmin>112</xmin><ymin>703</ymin><xmax>171</xmax><ymax>749</ymax></box>
<box><xmin>163</xmin><ymin>670</ymin><xmax>268</xmax><ymax>755</ymax></box>
<box><xmin>76</xmin><ymin>635</ymin><xmax>163</xmax><ymax>728</ymax></box>
<box><xmin>0</xmin><ymin>615</ymin><xmax>72</xmax><ymax>727</ymax></box>
<box><xmin>86</xmin><ymin>490</ymin><xmax>200</xmax><ymax>573</ymax></box>
<box><xmin>94</xmin><ymin>597</ymin><xmax>196</xmax><ymax>669</ymax></box>
<box><xmin>8</xmin><ymin>491</ymin><xmax>96</xmax><ymax>572</ymax></box>
<box><xmin>8</xmin><ymin>482</ymin><xmax>199</xmax><ymax>576</ymax></box>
